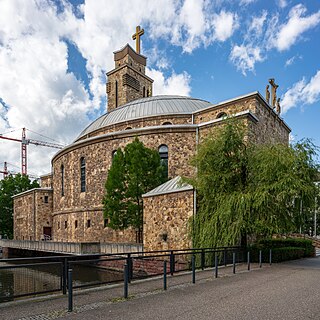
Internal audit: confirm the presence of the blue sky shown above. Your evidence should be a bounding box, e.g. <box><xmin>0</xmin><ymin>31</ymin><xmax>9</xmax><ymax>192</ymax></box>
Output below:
<box><xmin>0</xmin><ymin>0</ymin><xmax>319</xmax><ymax>175</ymax></box>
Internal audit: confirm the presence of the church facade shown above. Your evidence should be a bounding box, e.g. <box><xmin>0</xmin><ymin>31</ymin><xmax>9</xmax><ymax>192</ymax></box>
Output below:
<box><xmin>13</xmin><ymin>27</ymin><xmax>291</xmax><ymax>251</ymax></box>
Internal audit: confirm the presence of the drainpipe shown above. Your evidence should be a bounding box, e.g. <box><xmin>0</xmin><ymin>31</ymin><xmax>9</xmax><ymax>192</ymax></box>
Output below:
<box><xmin>192</xmin><ymin>114</ymin><xmax>199</xmax><ymax>249</ymax></box>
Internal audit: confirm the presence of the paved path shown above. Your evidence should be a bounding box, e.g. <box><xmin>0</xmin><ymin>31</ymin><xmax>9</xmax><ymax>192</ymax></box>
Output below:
<box><xmin>1</xmin><ymin>258</ymin><xmax>320</xmax><ymax>320</ymax></box>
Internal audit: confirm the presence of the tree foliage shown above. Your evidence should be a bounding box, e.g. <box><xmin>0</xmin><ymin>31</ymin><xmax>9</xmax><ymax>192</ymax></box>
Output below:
<box><xmin>103</xmin><ymin>138</ymin><xmax>167</xmax><ymax>231</ymax></box>
<box><xmin>0</xmin><ymin>174</ymin><xmax>39</xmax><ymax>239</ymax></box>
<box><xmin>187</xmin><ymin>120</ymin><xmax>319</xmax><ymax>248</ymax></box>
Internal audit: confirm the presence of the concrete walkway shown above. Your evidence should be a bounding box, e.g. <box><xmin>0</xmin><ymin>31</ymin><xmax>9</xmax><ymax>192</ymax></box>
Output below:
<box><xmin>1</xmin><ymin>258</ymin><xmax>320</xmax><ymax>320</ymax></box>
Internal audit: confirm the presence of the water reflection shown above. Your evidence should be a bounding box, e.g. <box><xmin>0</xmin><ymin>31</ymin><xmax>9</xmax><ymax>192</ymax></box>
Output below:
<box><xmin>0</xmin><ymin>258</ymin><xmax>123</xmax><ymax>302</ymax></box>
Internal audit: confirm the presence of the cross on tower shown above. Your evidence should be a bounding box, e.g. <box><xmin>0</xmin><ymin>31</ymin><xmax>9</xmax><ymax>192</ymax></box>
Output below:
<box><xmin>132</xmin><ymin>25</ymin><xmax>144</xmax><ymax>54</ymax></box>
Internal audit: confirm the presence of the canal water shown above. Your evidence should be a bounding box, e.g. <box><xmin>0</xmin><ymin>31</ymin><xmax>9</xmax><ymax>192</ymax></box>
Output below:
<box><xmin>0</xmin><ymin>254</ymin><xmax>123</xmax><ymax>302</ymax></box>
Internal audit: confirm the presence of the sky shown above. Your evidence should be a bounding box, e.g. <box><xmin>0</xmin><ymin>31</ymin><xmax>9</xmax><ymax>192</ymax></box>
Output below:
<box><xmin>0</xmin><ymin>0</ymin><xmax>319</xmax><ymax>177</ymax></box>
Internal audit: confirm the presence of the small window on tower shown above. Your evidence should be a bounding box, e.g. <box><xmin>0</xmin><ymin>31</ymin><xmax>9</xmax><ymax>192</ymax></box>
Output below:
<box><xmin>104</xmin><ymin>218</ymin><xmax>109</xmax><ymax>228</ymax></box>
<box><xmin>87</xmin><ymin>219</ymin><xmax>91</xmax><ymax>228</ymax></box>
<box><xmin>75</xmin><ymin>220</ymin><xmax>78</xmax><ymax>229</ymax></box>
<box><xmin>64</xmin><ymin>221</ymin><xmax>67</xmax><ymax>229</ymax></box>
<box><xmin>44</xmin><ymin>196</ymin><xmax>48</xmax><ymax>203</ymax></box>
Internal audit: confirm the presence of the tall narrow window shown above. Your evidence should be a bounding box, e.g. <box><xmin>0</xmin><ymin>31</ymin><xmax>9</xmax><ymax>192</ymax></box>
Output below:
<box><xmin>158</xmin><ymin>145</ymin><xmax>169</xmax><ymax>178</ymax></box>
<box><xmin>61</xmin><ymin>164</ymin><xmax>64</xmax><ymax>196</ymax></box>
<box><xmin>80</xmin><ymin>157</ymin><xmax>86</xmax><ymax>192</ymax></box>
<box><xmin>143</xmin><ymin>86</ymin><xmax>146</xmax><ymax>97</ymax></box>
<box><xmin>115</xmin><ymin>80</ymin><xmax>118</xmax><ymax>108</ymax></box>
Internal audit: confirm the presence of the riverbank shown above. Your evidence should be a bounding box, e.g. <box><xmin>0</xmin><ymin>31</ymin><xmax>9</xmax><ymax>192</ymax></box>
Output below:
<box><xmin>0</xmin><ymin>261</ymin><xmax>273</xmax><ymax>320</ymax></box>
<box><xmin>2</xmin><ymin>257</ymin><xmax>320</xmax><ymax>320</ymax></box>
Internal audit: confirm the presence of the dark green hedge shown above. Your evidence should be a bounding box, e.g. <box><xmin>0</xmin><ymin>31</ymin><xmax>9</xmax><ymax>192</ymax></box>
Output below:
<box><xmin>248</xmin><ymin>238</ymin><xmax>314</xmax><ymax>263</ymax></box>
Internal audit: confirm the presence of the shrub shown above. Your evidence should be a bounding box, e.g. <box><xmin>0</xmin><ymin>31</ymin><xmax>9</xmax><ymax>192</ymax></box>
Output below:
<box><xmin>248</xmin><ymin>238</ymin><xmax>315</xmax><ymax>262</ymax></box>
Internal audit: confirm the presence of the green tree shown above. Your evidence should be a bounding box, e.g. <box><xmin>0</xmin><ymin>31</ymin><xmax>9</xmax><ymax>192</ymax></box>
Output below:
<box><xmin>187</xmin><ymin>120</ymin><xmax>319</xmax><ymax>248</ymax></box>
<box><xmin>0</xmin><ymin>174</ymin><xmax>39</xmax><ymax>239</ymax></box>
<box><xmin>103</xmin><ymin>138</ymin><xmax>167</xmax><ymax>234</ymax></box>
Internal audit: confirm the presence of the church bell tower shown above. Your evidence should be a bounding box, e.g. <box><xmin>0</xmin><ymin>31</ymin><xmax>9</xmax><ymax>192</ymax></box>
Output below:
<box><xmin>106</xmin><ymin>26</ymin><xmax>154</xmax><ymax>112</ymax></box>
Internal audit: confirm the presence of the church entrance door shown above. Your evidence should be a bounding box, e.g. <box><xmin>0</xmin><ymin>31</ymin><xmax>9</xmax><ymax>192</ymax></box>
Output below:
<box><xmin>43</xmin><ymin>227</ymin><xmax>52</xmax><ymax>240</ymax></box>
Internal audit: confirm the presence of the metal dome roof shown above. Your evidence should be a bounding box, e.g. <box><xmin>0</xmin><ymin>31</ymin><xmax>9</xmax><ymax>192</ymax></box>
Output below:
<box><xmin>77</xmin><ymin>95</ymin><xmax>211</xmax><ymax>140</ymax></box>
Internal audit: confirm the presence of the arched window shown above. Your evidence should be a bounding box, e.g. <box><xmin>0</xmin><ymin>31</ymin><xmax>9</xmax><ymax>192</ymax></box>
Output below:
<box><xmin>217</xmin><ymin>112</ymin><xmax>228</xmax><ymax>119</ymax></box>
<box><xmin>80</xmin><ymin>157</ymin><xmax>86</xmax><ymax>192</ymax></box>
<box><xmin>162</xmin><ymin>122</ymin><xmax>172</xmax><ymax>125</ymax></box>
<box><xmin>159</xmin><ymin>145</ymin><xmax>168</xmax><ymax>178</ymax></box>
<box><xmin>125</xmin><ymin>127</ymin><xmax>132</xmax><ymax>130</ymax></box>
<box><xmin>61</xmin><ymin>164</ymin><xmax>64</xmax><ymax>196</ymax></box>
<box><xmin>143</xmin><ymin>86</ymin><xmax>146</xmax><ymax>97</ymax></box>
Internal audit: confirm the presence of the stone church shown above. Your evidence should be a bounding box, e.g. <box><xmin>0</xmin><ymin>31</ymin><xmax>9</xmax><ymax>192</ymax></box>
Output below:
<box><xmin>13</xmin><ymin>27</ymin><xmax>290</xmax><ymax>252</ymax></box>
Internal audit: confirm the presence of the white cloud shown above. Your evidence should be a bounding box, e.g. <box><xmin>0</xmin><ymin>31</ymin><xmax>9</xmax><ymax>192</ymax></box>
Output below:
<box><xmin>211</xmin><ymin>11</ymin><xmax>239</xmax><ymax>42</ymax></box>
<box><xmin>285</xmin><ymin>54</ymin><xmax>302</xmax><ymax>67</ymax></box>
<box><xmin>147</xmin><ymin>69</ymin><xmax>191</xmax><ymax>96</ymax></box>
<box><xmin>230</xmin><ymin>5</ymin><xmax>320</xmax><ymax>74</ymax></box>
<box><xmin>273</xmin><ymin>4</ymin><xmax>320</xmax><ymax>51</ymax></box>
<box><xmin>240</xmin><ymin>0</ymin><xmax>256</xmax><ymax>5</ymax></box>
<box><xmin>281</xmin><ymin>70</ymin><xmax>320</xmax><ymax>113</ymax></box>
<box><xmin>230</xmin><ymin>44</ymin><xmax>264</xmax><ymax>76</ymax></box>
<box><xmin>230</xmin><ymin>11</ymin><xmax>267</xmax><ymax>74</ymax></box>
<box><xmin>1</xmin><ymin>0</ymin><xmax>208</xmax><ymax>175</ymax></box>
<box><xmin>277</xmin><ymin>0</ymin><xmax>288</xmax><ymax>8</ymax></box>
<box><xmin>248</xmin><ymin>10</ymin><xmax>267</xmax><ymax>38</ymax></box>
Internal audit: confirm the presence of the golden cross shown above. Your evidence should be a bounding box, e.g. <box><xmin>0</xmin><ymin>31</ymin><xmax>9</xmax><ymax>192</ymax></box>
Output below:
<box><xmin>132</xmin><ymin>26</ymin><xmax>144</xmax><ymax>54</ymax></box>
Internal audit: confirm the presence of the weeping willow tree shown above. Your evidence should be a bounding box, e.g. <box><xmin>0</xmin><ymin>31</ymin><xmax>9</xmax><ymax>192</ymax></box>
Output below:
<box><xmin>187</xmin><ymin>120</ymin><xmax>319</xmax><ymax>248</ymax></box>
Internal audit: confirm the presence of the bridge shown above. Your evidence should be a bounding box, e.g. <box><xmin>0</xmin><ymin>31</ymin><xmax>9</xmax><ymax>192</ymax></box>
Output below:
<box><xmin>0</xmin><ymin>239</ymin><xmax>142</xmax><ymax>258</ymax></box>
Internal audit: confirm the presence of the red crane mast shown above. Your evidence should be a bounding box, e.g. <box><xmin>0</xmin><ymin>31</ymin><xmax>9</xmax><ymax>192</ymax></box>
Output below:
<box><xmin>0</xmin><ymin>128</ymin><xmax>65</xmax><ymax>175</ymax></box>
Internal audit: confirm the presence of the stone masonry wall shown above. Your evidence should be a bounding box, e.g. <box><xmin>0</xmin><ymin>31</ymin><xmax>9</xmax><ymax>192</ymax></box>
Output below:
<box><xmin>249</xmin><ymin>100</ymin><xmax>289</xmax><ymax>144</ymax></box>
<box><xmin>107</xmin><ymin>65</ymin><xmax>152</xmax><ymax>112</ymax></box>
<box><xmin>52</xmin><ymin>129</ymin><xmax>196</xmax><ymax>243</ymax></box>
<box><xmin>143</xmin><ymin>190</ymin><xmax>194</xmax><ymax>252</ymax></box>
<box><xmin>78</xmin><ymin>115</ymin><xmax>193</xmax><ymax>141</ymax></box>
<box><xmin>40</xmin><ymin>174</ymin><xmax>53</xmax><ymax>188</ymax></box>
<box><xmin>14</xmin><ymin>193</ymin><xmax>34</xmax><ymax>241</ymax></box>
<box><xmin>14</xmin><ymin>189</ymin><xmax>53</xmax><ymax>241</ymax></box>
<box><xmin>196</xmin><ymin>95</ymin><xmax>289</xmax><ymax>145</ymax></box>
<box><xmin>193</xmin><ymin>97</ymin><xmax>256</xmax><ymax>123</ymax></box>
<box><xmin>52</xmin><ymin>209</ymin><xmax>137</xmax><ymax>243</ymax></box>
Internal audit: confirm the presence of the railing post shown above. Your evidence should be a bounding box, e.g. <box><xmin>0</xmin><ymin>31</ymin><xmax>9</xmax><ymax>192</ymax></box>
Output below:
<box><xmin>214</xmin><ymin>252</ymin><xmax>218</xmax><ymax>278</ymax></box>
<box><xmin>233</xmin><ymin>252</ymin><xmax>236</xmax><ymax>274</ymax></box>
<box><xmin>224</xmin><ymin>248</ymin><xmax>227</xmax><ymax>266</ymax></box>
<box><xmin>259</xmin><ymin>250</ymin><xmax>262</xmax><ymax>268</ymax></box>
<box><xmin>269</xmin><ymin>249</ymin><xmax>272</xmax><ymax>265</ymax></box>
<box><xmin>68</xmin><ymin>268</ymin><xmax>73</xmax><ymax>312</ymax></box>
<box><xmin>201</xmin><ymin>249</ymin><xmax>205</xmax><ymax>270</ymax></box>
<box><xmin>170</xmin><ymin>250</ymin><xmax>175</xmax><ymax>275</ymax></box>
<box><xmin>124</xmin><ymin>264</ymin><xmax>128</xmax><ymax>299</ymax></box>
<box><xmin>163</xmin><ymin>260</ymin><xmax>167</xmax><ymax>291</ymax></box>
<box><xmin>192</xmin><ymin>255</ymin><xmax>196</xmax><ymax>284</ymax></box>
<box><xmin>62</xmin><ymin>258</ymin><xmax>68</xmax><ymax>294</ymax></box>
<box><xmin>127</xmin><ymin>253</ymin><xmax>132</xmax><ymax>283</ymax></box>
<box><xmin>247</xmin><ymin>251</ymin><xmax>250</xmax><ymax>271</ymax></box>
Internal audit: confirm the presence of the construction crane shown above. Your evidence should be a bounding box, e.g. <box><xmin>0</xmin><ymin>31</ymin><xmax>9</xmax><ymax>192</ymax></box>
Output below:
<box><xmin>0</xmin><ymin>161</ymin><xmax>39</xmax><ymax>180</ymax></box>
<box><xmin>0</xmin><ymin>128</ymin><xmax>65</xmax><ymax>175</ymax></box>
<box><xmin>0</xmin><ymin>161</ymin><xmax>8</xmax><ymax>178</ymax></box>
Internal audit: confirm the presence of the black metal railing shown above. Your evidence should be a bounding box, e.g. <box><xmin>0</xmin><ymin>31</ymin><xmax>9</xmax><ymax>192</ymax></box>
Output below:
<box><xmin>0</xmin><ymin>246</ymin><xmax>269</xmax><ymax>304</ymax></box>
